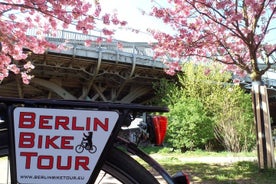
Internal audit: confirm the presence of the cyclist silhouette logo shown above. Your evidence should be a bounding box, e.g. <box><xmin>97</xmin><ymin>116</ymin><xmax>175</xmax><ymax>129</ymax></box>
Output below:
<box><xmin>75</xmin><ymin>132</ymin><xmax>97</xmax><ymax>154</ymax></box>
<box><xmin>83</xmin><ymin>132</ymin><xmax>93</xmax><ymax>149</ymax></box>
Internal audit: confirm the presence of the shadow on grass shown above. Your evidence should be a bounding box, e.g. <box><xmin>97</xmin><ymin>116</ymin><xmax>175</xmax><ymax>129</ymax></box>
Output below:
<box><xmin>162</xmin><ymin>161</ymin><xmax>276</xmax><ymax>184</ymax></box>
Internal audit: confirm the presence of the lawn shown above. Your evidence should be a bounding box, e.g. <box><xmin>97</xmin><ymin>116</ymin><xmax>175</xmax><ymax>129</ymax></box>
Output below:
<box><xmin>140</xmin><ymin>147</ymin><xmax>276</xmax><ymax>184</ymax></box>
<box><xmin>161</xmin><ymin>161</ymin><xmax>276</xmax><ymax>184</ymax></box>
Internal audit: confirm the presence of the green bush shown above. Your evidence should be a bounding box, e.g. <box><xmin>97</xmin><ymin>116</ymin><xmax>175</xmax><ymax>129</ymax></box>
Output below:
<box><xmin>154</xmin><ymin>62</ymin><xmax>255</xmax><ymax>152</ymax></box>
<box><xmin>166</xmin><ymin>98</ymin><xmax>214</xmax><ymax>151</ymax></box>
<box><xmin>212</xmin><ymin>86</ymin><xmax>256</xmax><ymax>152</ymax></box>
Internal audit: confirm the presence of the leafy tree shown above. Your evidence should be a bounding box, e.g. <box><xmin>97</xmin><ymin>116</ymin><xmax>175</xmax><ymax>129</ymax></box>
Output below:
<box><xmin>0</xmin><ymin>0</ymin><xmax>126</xmax><ymax>83</ymax></box>
<box><xmin>155</xmin><ymin>63</ymin><xmax>255</xmax><ymax>152</ymax></box>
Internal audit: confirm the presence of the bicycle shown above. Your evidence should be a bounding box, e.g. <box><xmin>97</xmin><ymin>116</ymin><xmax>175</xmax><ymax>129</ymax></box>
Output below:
<box><xmin>75</xmin><ymin>139</ymin><xmax>97</xmax><ymax>154</ymax></box>
<box><xmin>0</xmin><ymin>97</ymin><xmax>189</xmax><ymax>184</ymax></box>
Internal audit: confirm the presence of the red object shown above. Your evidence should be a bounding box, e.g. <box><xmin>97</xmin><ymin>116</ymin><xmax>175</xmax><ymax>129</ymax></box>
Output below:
<box><xmin>152</xmin><ymin>116</ymin><xmax>168</xmax><ymax>145</ymax></box>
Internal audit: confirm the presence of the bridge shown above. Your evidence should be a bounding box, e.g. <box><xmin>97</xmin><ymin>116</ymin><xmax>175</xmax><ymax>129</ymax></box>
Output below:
<box><xmin>0</xmin><ymin>30</ymin><xmax>171</xmax><ymax>104</ymax></box>
<box><xmin>0</xmin><ymin>29</ymin><xmax>276</xmax><ymax>105</ymax></box>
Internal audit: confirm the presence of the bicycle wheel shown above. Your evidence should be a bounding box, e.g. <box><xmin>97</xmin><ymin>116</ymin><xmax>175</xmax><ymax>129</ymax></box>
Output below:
<box><xmin>94</xmin><ymin>147</ymin><xmax>159</xmax><ymax>184</ymax></box>
<box><xmin>75</xmin><ymin>145</ymin><xmax>84</xmax><ymax>153</ymax></box>
<box><xmin>88</xmin><ymin>145</ymin><xmax>97</xmax><ymax>154</ymax></box>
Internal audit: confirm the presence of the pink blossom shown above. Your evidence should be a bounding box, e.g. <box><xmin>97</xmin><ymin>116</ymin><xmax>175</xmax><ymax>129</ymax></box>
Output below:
<box><xmin>96</xmin><ymin>37</ymin><xmax>103</xmax><ymax>44</ymax></box>
<box><xmin>111</xmin><ymin>14</ymin><xmax>120</xmax><ymax>25</ymax></box>
<box><xmin>82</xmin><ymin>3</ymin><xmax>91</xmax><ymax>12</ymax></box>
<box><xmin>117</xmin><ymin>42</ymin><xmax>123</xmax><ymax>49</ymax></box>
<box><xmin>85</xmin><ymin>39</ymin><xmax>92</xmax><ymax>47</ymax></box>
<box><xmin>94</xmin><ymin>2</ymin><xmax>101</xmax><ymax>17</ymax></box>
<box><xmin>102</xmin><ymin>13</ymin><xmax>110</xmax><ymax>25</ymax></box>
<box><xmin>9</xmin><ymin>14</ymin><xmax>16</xmax><ymax>20</ymax></box>
<box><xmin>163</xmin><ymin>61</ymin><xmax>182</xmax><ymax>75</ymax></box>
<box><xmin>165</xmin><ymin>68</ymin><xmax>176</xmax><ymax>76</ymax></box>
<box><xmin>21</xmin><ymin>72</ymin><xmax>33</xmax><ymax>84</ymax></box>
<box><xmin>120</xmin><ymin>21</ymin><xmax>127</xmax><ymax>26</ymax></box>
<box><xmin>0</xmin><ymin>69</ymin><xmax>9</xmax><ymax>80</ymax></box>
<box><xmin>8</xmin><ymin>64</ymin><xmax>20</xmax><ymax>74</ymax></box>
<box><xmin>204</xmin><ymin>68</ymin><xmax>211</xmax><ymax>76</ymax></box>
<box><xmin>102</xmin><ymin>28</ymin><xmax>114</xmax><ymax>36</ymax></box>
<box><xmin>148</xmin><ymin>0</ymin><xmax>275</xmax><ymax>81</ymax></box>
<box><xmin>24</xmin><ymin>61</ymin><xmax>35</xmax><ymax>70</ymax></box>
<box><xmin>106</xmin><ymin>36</ymin><xmax>112</xmax><ymax>43</ymax></box>
<box><xmin>0</xmin><ymin>0</ymin><xmax>121</xmax><ymax>82</ymax></box>
<box><xmin>233</xmin><ymin>78</ymin><xmax>240</xmax><ymax>84</ymax></box>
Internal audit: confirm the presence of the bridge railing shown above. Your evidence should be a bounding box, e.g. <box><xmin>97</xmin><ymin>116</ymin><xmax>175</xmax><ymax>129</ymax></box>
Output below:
<box><xmin>27</xmin><ymin>29</ymin><xmax>158</xmax><ymax>58</ymax></box>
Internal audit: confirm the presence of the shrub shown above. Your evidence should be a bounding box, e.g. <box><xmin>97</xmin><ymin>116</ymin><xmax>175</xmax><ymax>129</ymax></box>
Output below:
<box><xmin>154</xmin><ymin>62</ymin><xmax>255</xmax><ymax>152</ymax></box>
<box><xmin>166</xmin><ymin>98</ymin><xmax>214</xmax><ymax>151</ymax></box>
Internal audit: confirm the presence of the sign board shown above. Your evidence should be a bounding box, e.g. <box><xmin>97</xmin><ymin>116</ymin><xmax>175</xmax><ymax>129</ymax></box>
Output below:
<box><xmin>12</xmin><ymin>107</ymin><xmax>119</xmax><ymax>184</ymax></box>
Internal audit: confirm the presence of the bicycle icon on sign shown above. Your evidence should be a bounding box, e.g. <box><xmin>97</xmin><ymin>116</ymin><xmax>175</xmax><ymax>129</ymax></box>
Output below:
<box><xmin>75</xmin><ymin>132</ymin><xmax>97</xmax><ymax>154</ymax></box>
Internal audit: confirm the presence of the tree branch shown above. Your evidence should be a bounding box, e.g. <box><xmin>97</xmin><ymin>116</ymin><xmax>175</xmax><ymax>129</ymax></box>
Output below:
<box><xmin>188</xmin><ymin>0</ymin><xmax>245</xmax><ymax>42</ymax></box>
<box><xmin>0</xmin><ymin>2</ymin><xmax>79</xmax><ymax>25</ymax></box>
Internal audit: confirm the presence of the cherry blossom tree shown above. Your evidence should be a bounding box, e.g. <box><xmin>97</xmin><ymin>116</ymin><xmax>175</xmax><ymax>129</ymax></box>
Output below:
<box><xmin>148</xmin><ymin>0</ymin><xmax>275</xmax><ymax>79</ymax></box>
<box><xmin>148</xmin><ymin>0</ymin><xmax>276</xmax><ymax>169</ymax></box>
<box><xmin>0</xmin><ymin>0</ymin><xmax>126</xmax><ymax>84</ymax></box>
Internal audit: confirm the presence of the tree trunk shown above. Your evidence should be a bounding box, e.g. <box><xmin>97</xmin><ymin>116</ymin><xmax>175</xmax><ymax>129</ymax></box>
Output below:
<box><xmin>251</xmin><ymin>81</ymin><xmax>275</xmax><ymax>169</ymax></box>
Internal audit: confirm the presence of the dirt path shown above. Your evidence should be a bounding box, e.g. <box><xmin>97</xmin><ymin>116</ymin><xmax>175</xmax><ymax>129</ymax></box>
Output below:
<box><xmin>150</xmin><ymin>153</ymin><xmax>258</xmax><ymax>164</ymax></box>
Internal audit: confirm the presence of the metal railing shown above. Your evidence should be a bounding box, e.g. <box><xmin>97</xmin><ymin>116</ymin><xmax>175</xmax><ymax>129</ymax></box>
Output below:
<box><xmin>26</xmin><ymin>29</ymin><xmax>157</xmax><ymax>58</ymax></box>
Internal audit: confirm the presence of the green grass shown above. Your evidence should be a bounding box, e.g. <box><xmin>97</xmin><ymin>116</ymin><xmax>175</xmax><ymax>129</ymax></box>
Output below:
<box><xmin>162</xmin><ymin>161</ymin><xmax>276</xmax><ymax>184</ymax></box>
<box><xmin>141</xmin><ymin>146</ymin><xmax>257</xmax><ymax>157</ymax></box>
<box><xmin>138</xmin><ymin>146</ymin><xmax>276</xmax><ymax>184</ymax></box>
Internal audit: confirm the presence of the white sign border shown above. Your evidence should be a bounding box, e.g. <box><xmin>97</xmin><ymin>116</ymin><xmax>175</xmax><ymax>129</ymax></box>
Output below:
<box><xmin>11</xmin><ymin>107</ymin><xmax>119</xmax><ymax>184</ymax></box>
